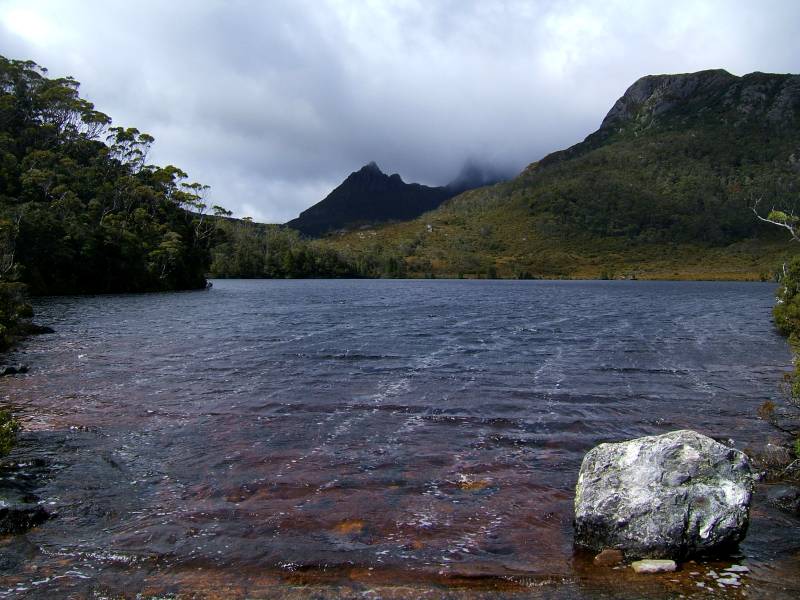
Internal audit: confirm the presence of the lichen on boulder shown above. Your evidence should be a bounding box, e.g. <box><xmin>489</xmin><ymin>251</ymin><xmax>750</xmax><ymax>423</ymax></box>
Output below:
<box><xmin>574</xmin><ymin>429</ymin><xmax>754</xmax><ymax>560</ymax></box>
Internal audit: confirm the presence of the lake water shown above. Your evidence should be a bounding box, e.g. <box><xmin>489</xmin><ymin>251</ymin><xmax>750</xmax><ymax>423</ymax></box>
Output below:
<box><xmin>1</xmin><ymin>279</ymin><xmax>799</xmax><ymax>598</ymax></box>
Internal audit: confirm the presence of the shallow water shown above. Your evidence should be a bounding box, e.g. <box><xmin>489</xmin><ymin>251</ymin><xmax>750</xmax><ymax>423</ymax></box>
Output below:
<box><xmin>1</xmin><ymin>279</ymin><xmax>799</xmax><ymax>598</ymax></box>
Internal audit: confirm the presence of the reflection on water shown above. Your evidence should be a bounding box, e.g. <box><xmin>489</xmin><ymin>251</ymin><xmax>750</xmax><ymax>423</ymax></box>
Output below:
<box><xmin>1</xmin><ymin>279</ymin><xmax>798</xmax><ymax>598</ymax></box>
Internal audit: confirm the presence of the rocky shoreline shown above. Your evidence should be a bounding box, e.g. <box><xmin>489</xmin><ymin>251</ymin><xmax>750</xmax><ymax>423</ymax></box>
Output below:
<box><xmin>0</xmin><ymin>321</ymin><xmax>56</xmax><ymax>537</ymax></box>
<box><xmin>748</xmin><ymin>403</ymin><xmax>800</xmax><ymax>516</ymax></box>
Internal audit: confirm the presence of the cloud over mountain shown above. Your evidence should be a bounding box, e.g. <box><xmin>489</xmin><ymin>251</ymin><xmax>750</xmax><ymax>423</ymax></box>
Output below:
<box><xmin>1</xmin><ymin>0</ymin><xmax>799</xmax><ymax>222</ymax></box>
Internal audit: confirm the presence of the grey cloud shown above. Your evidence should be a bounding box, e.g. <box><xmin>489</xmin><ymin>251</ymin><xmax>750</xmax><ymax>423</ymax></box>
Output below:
<box><xmin>1</xmin><ymin>0</ymin><xmax>799</xmax><ymax>222</ymax></box>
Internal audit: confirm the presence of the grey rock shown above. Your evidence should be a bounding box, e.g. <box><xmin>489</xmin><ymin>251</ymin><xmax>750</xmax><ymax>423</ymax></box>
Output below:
<box><xmin>767</xmin><ymin>484</ymin><xmax>800</xmax><ymax>515</ymax></box>
<box><xmin>751</xmin><ymin>442</ymin><xmax>794</xmax><ymax>470</ymax></box>
<box><xmin>574</xmin><ymin>429</ymin><xmax>753</xmax><ymax>559</ymax></box>
<box><xmin>601</xmin><ymin>70</ymin><xmax>736</xmax><ymax>129</ymax></box>
<box><xmin>766</xmin><ymin>75</ymin><xmax>800</xmax><ymax>123</ymax></box>
<box><xmin>724</xmin><ymin>565</ymin><xmax>749</xmax><ymax>573</ymax></box>
<box><xmin>631</xmin><ymin>559</ymin><xmax>677</xmax><ymax>574</ymax></box>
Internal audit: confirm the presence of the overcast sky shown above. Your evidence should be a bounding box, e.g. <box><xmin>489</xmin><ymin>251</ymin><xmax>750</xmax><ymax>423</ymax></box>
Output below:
<box><xmin>1</xmin><ymin>1</ymin><xmax>799</xmax><ymax>223</ymax></box>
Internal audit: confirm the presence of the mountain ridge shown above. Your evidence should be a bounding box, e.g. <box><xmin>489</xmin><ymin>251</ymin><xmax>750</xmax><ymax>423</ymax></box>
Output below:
<box><xmin>325</xmin><ymin>69</ymin><xmax>800</xmax><ymax>279</ymax></box>
<box><xmin>533</xmin><ymin>69</ymin><xmax>800</xmax><ymax>171</ymax></box>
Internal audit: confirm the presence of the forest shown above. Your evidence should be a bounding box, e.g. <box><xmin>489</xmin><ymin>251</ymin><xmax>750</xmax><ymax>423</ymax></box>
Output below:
<box><xmin>0</xmin><ymin>57</ymin><xmax>221</xmax><ymax>296</ymax></box>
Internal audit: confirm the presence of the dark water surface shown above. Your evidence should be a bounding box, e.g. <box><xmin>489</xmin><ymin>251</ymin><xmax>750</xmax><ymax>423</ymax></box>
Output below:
<box><xmin>1</xmin><ymin>279</ymin><xmax>799</xmax><ymax>598</ymax></box>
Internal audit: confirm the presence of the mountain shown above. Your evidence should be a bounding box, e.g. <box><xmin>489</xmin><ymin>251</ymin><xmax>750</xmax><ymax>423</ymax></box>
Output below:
<box><xmin>326</xmin><ymin>70</ymin><xmax>800</xmax><ymax>279</ymax></box>
<box><xmin>285</xmin><ymin>162</ymin><xmax>448</xmax><ymax>236</ymax></box>
<box><xmin>286</xmin><ymin>161</ymin><xmax>509</xmax><ymax>237</ymax></box>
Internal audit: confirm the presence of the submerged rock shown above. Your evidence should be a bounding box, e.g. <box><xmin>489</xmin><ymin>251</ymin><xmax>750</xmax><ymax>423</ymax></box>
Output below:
<box><xmin>25</xmin><ymin>323</ymin><xmax>55</xmax><ymax>335</ymax></box>
<box><xmin>750</xmin><ymin>442</ymin><xmax>794</xmax><ymax>471</ymax></box>
<box><xmin>593</xmin><ymin>548</ymin><xmax>624</xmax><ymax>566</ymax></box>
<box><xmin>631</xmin><ymin>559</ymin><xmax>677</xmax><ymax>574</ymax></box>
<box><xmin>767</xmin><ymin>484</ymin><xmax>800</xmax><ymax>515</ymax></box>
<box><xmin>0</xmin><ymin>495</ymin><xmax>49</xmax><ymax>534</ymax></box>
<box><xmin>724</xmin><ymin>564</ymin><xmax>749</xmax><ymax>573</ymax></box>
<box><xmin>574</xmin><ymin>429</ymin><xmax>753</xmax><ymax>559</ymax></box>
<box><xmin>0</xmin><ymin>365</ymin><xmax>29</xmax><ymax>376</ymax></box>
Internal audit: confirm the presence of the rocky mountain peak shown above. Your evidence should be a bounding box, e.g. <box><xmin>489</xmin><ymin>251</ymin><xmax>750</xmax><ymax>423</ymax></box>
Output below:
<box><xmin>600</xmin><ymin>69</ymin><xmax>800</xmax><ymax>131</ymax></box>
<box><xmin>343</xmin><ymin>162</ymin><xmax>407</xmax><ymax>190</ymax></box>
<box><xmin>600</xmin><ymin>69</ymin><xmax>736</xmax><ymax>130</ymax></box>
<box><xmin>286</xmin><ymin>163</ymin><xmax>448</xmax><ymax>236</ymax></box>
<box><xmin>361</xmin><ymin>161</ymin><xmax>383</xmax><ymax>174</ymax></box>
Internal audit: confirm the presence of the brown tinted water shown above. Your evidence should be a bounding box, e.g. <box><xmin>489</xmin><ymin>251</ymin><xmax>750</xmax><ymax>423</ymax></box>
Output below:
<box><xmin>1</xmin><ymin>279</ymin><xmax>799</xmax><ymax>598</ymax></box>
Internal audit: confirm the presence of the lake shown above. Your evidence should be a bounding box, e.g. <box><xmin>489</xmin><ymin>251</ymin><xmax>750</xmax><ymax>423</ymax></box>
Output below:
<box><xmin>1</xmin><ymin>279</ymin><xmax>799</xmax><ymax>598</ymax></box>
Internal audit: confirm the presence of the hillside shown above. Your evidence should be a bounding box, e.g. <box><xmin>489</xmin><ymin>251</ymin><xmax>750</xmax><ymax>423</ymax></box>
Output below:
<box><xmin>325</xmin><ymin>70</ymin><xmax>800</xmax><ymax>279</ymax></box>
<box><xmin>285</xmin><ymin>161</ymin><xmax>509</xmax><ymax>237</ymax></box>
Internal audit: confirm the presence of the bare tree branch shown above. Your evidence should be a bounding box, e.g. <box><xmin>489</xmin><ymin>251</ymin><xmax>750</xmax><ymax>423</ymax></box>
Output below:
<box><xmin>751</xmin><ymin>195</ymin><xmax>800</xmax><ymax>242</ymax></box>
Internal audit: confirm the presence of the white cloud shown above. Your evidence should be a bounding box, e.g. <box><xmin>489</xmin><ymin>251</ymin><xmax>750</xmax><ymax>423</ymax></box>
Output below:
<box><xmin>1</xmin><ymin>6</ymin><xmax>57</xmax><ymax>45</ymax></box>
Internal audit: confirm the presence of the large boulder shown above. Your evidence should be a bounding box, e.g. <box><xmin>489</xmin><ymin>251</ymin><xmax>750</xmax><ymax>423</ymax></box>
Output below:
<box><xmin>574</xmin><ymin>429</ymin><xmax>753</xmax><ymax>559</ymax></box>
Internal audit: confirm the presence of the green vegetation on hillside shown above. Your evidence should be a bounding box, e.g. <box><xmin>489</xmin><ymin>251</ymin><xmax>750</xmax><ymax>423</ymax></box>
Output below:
<box><xmin>774</xmin><ymin>260</ymin><xmax>800</xmax><ymax>343</ymax></box>
<box><xmin>764</xmin><ymin>207</ymin><xmax>800</xmax><ymax>458</ymax></box>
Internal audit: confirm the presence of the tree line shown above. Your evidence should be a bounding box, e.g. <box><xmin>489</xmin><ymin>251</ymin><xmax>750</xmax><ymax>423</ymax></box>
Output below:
<box><xmin>0</xmin><ymin>56</ymin><xmax>222</xmax><ymax>296</ymax></box>
<box><xmin>209</xmin><ymin>216</ymin><xmax>409</xmax><ymax>279</ymax></box>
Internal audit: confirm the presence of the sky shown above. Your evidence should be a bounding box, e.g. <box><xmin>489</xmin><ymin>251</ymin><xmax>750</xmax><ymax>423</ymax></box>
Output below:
<box><xmin>1</xmin><ymin>1</ymin><xmax>799</xmax><ymax>223</ymax></box>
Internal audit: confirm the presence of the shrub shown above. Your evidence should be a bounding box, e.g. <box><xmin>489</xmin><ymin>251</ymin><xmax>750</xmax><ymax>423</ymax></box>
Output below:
<box><xmin>0</xmin><ymin>282</ymin><xmax>31</xmax><ymax>350</ymax></box>
<box><xmin>774</xmin><ymin>262</ymin><xmax>800</xmax><ymax>339</ymax></box>
<box><xmin>0</xmin><ymin>409</ymin><xmax>19</xmax><ymax>457</ymax></box>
